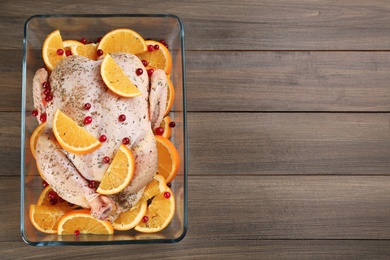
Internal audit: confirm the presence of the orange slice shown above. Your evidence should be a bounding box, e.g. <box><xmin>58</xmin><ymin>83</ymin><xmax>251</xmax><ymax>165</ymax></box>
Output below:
<box><xmin>96</xmin><ymin>144</ymin><xmax>135</xmax><ymax>195</ymax></box>
<box><xmin>113</xmin><ymin>197</ymin><xmax>147</xmax><ymax>231</ymax></box>
<box><xmin>71</xmin><ymin>43</ymin><xmax>98</xmax><ymax>60</ymax></box>
<box><xmin>137</xmin><ymin>40</ymin><xmax>172</xmax><ymax>75</ymax></box>
<box><xmin>154</xmin><ymin>116</ymin><xmax>172</xmax><ymax>139</ymax></box>
<box><xmin>155</xmin><ymin>135</ymin><xmax>180</xmax><ymax>183</ymax></box>
<box><xmin>42</xmin><ymin>30</ymin><xmax>66</xmax><ymax>71</ymax></box>
<box><xmin>57</xmin><ymin>209</ymin><xmax>114</xmax><ymax>235</ymax></box>
<box><xmin>97</xmin><ymin>28</ymin><xmax>147</xmax><ymax>55</ymax></box>
<box><xmin>100</xmin><ymin>54</ymin><xmax>142</xmax><ymax>98</ymax></box>
<box><xmin>30</xmin><ymin>122</ymin><xmax>47</xmax><ymax>159</ymax></box>
<box><xmin>62</xmin><ymin>40</ymin><xmax>83</xmax><ymax>54</ymax></box>
<box><xmin>29</xmin><ymin>204</ymin><xmax>72</xmax><ymax>234</ymax></box>
<box><xmin>135</xmin><ymin>186</ymin><xmax>175</xmax><ymax>233</ymax></box>
<box><xmin>142</xmin><ymin>174</ymin><xmax>169</xmax><ymax>200</ymax></box>
<box><xmin>52</xmin><ymin>109</ymin><xmax>102</xmax><ymax>154</ymax></box>
<box><xmin>37</xmin><ymin>185</ymin><xmax>78</xmax><ymax>209</ymax></box>
<box><xmin>164</xmin><ymin>77</ymin><xmax>175</xmax><ymax>116</ymax></box>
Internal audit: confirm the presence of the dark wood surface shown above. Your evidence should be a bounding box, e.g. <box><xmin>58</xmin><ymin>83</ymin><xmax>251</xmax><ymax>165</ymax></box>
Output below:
<box><xmin>2</xmin><ymin>0</ymin><xmax>390</xmax><ymax>259</ymax></box>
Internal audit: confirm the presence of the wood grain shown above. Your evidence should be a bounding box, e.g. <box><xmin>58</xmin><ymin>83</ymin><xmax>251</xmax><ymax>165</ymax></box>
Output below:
<box><xmin>189</xmin><ymin>175</ymin><xmax>390</xmax><ymax>240</ymax></box>
<box><xmin>188</xmin><ymin>112</ymin><xmax>390</xmax><ymax>176</ymax></box>
<box><xmin>0</xmin><ymin>50</ymin><xmax>22</xmax><ymax>111</ymax></box>
<box><xmin>5</xmin><ymin>50</ymin><xmax>390</xmax><ymax>112</ymax></box>
<box><xmin>7</xmin><ymin>175</ymin><xmax>390</xmax><ymax>243</ymax></box>
<box><xmin>1</xmin><ymin>1</ymin><xmax>390</xmax><ymax>50</ymax></box>
<box><xmin>3</xmin><ymin>240</ymin><xmax>390</xmax><ymax>260</ymax></box>
<box><xmin>3</xmin><ymin>0</ymin><xmax>390</xmax><ymax>258</ymax></box>
<box><xmin>0</xmin><ymin>113</ymin><xmax>21</xmax><ymax>177</ymax></box>
<box><xmin>9</xmin><ymin>112</ymin><xmax>390</xmax><ymax>177</ymax></box>
<box><xmin>187</xmin><ymin>51</ymin><xmax>390</xmax><ymax>112</ymax></box>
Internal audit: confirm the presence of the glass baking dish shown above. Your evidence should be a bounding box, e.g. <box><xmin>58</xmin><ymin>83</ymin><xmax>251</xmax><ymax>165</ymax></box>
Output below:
<box><xmin>21</xmin><ymin>14</ymin><xmax>187</xmax><ymax>245</ymax></box>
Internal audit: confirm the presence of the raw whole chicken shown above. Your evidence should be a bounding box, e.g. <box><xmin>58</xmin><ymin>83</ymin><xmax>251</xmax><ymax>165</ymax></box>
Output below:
<box><xmin>32</xmin><ymin>53</ymin><xmax>168</xmax><ymax>221</ymax></box>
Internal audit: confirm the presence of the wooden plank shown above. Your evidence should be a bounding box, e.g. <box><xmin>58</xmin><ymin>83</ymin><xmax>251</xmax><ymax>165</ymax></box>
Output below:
<box><xmin>0</xmin><ymin>113</ymin><xmax>21</xmax><ymax>177</ymax></box>
<box><xmin>2</xmin><ymin>240</ymin><xmax>390</xmax><ymax>259</ymax></box>
<box><xmin>188</xmin><ymin>113</ymin><xmax>390</xmax><ymax>175</ymax></box>
<box><xmin>5</xmin><ymin>50</ymin><xmax>390</xmax><ymax>112</ymax></box>
<box><xmin>0</xmin><ymin>50</ymin><xmax>22</xmax><ymax>111</ymax></box>
<box><xmin>186</xmin><ymin>51</ymin><xmax>390</xmax><ymax>112</ymax></box>
<box><xmin>6</xmin><ymin>175</ymin><xmax>390</xmax><ymax>242</ymax></box>
<box><xmin>6</xmin><ymin>112</ymin><xmax>390</xmax><ymax>176</ymax></box>
<box><xmin>189</xmin><ymin>176</ymin><xmax>390</xmax><ymax>239</ymax></box>
<box><xmin>183</xmin><ymin>0</ymin><xmax>390</xmax><ymax>51</ymax></box>
<box><xmin>2</xmin><ymin>1</ymin><xmax>390</xmax><ymax>50</ymax></box>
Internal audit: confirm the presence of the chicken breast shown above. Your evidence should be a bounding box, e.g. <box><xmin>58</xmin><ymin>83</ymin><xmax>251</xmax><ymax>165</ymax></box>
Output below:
<box><xmin>34</xmin><ymin>53</ymin><xmax>168</xmax><ymax>221</ymax></box>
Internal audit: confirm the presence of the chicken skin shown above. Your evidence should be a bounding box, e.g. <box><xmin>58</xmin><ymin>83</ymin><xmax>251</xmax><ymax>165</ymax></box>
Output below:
<box><xmin>33</xmin><ymin>53</ymin><xmax>168</xmax><ymax>221</ymax></box>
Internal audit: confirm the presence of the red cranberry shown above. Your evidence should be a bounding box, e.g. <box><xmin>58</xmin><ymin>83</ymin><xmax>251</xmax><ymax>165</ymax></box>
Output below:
<box><xmin>84</xmin><ymin>103</ymin><xmax>91</xmax><ymax>110</ymax></box>
<box><xmin>32</xmin><ymin>110</ymin><xmax>38</xmax><ymax>117</ymax></box>
<box><xmin>154</xmin><ymin>44</ymin><xmax>160</xmax><ymax>50</ymax></box>
<box><xmin>43</xmin><ymin>88</ymin><xmax>51</xmax><ymax>95</ymax></box>
<box><xmin>59</xmin><ymin>197</ymin><xmax>65</xmax><ymax>203</ymax></box>
<box><xmin>141</xmin><ymin>60</ymin><xmax>149</xmax><ymax>67</ymax></box>
<box><xmin>167</xmin><ymin>182</ymin><xmax>171</xmax><ymax>188</ymax></box>
<box><xmin>103</xmin><ymin>156</ymin><xmax>110</xmax><ymax>164</ymax></box>
<box><xmin>48</xmin><ymin>190</ymin><xmax>58</xmax><ymax>199</ymax></box>
<box><xmin>147</xmin><ymin>45</ymin><xmax>154</xmax><ymax>52</ymax></box>
<box><xmin>83</xmin><ymin>116</ymin><xmax>92</xmax><ymax>125</ymax></box>
<box><xmin>142</xmin><ymin>216</ymin><xmax>149</xmax><ymax>222</ymax></box>
<box><xmin>159</xmin><ymin>39</ymin><xmax>168</xmax><ymax>48</ymax></box>
<box><xmin>88</xmin><ymin>180</ymin><xmax>96</xmax><ymax>189</ymax></box>
<box><xmin>164</xmin><ymin>191</ymin><xmax>171</xmax><ymax>199</ymax></box>
<box><xmin>50</xmin><ymin>198</ymin><xmax>58</xmax><ymax>205</ymax></box>
<box><xmin>97</xmin><ymin>49</ymin><xmax>104</xmax><ymax>56</ymax></box>
<box><xmin>40</xmin><ymin>113</ymin><xmax>47</xmax><ymax>123</ymax></box>
<box><xmin>147</xmin><ymin>68</ymin><xmax>154</xmax><ymax>77</ymax></box>
<box><xmin>57</xmin><ymin>49</ymin><xmax>64</xmax><ymax>55</ymax></box>
<box><xmin>96</xmin><ymin>37</ymin><xmax>102</xmax><ymax>43</ymax></box>
<box><xmin>99</xmin><ymin>135</ymin><xmax>107</xmax><ymax>142</ymax></box>
<box><xmin>74</xmin><ymin>230</ymin><xmax>80</xmax><ymax>236</ymax></box>
<box><xmin>80</xmin><ymin>38</ymin><xmax>87</xmax><ymax>44</ymax></box>
<box><xmin>118</xmin><ymin>114</ymin><xmax>126</xmax><ymax>122</ymax></box>
<box><xmin>122</xmin><ymin>137</ymin><xmax>130</xmax><ymax>145</ymax></box>
<box><xmin>45</xmin><ymin>94</ymin><xmax>53</xmax><ymax>102</ymax></box>
<box><xmin>42</xmin><ymin>81</ymin><xmax>50</xmax><ymax>89</ymax></box>
<box><xmin>169</xmin><ymin>121</ymin><xmax>176</xmax><ymax>128</ymax></box>
<box><xmin>42</xmin><ymin>180</ymin><xmax>49</xmax><ymax>187</ymax></box>
<box><xmin>155</xmin><ymin>127</ymin><xmax>164</xmax><ymax>135</ymax></box>
<box><xmin>65</xmin><ymin>50</ymin><xmax>72</xmax><ymax>56</ymax></box>
<box><xmin>136</xmin><ymin>68</ymin><xmax>143</xmax><ymax>76</ymax></box>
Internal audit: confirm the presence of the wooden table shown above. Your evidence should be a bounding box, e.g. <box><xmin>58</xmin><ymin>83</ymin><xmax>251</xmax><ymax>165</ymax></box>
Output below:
<box><xmin>2</xmin><ymin>0</ymin><xmax>390</xmax><ymax>259</ymax></box>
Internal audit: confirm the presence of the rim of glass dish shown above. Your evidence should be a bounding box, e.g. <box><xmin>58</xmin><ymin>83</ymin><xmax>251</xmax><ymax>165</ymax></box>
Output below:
<box><xmin>21</xmin><ymin>13</ymin><xmax>187</xmax><ymax>246</ymax></box>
